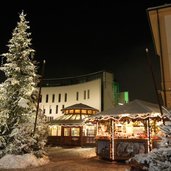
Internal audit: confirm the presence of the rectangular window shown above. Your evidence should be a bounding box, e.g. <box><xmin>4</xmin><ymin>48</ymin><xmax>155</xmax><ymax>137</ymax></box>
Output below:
<box><xmin>56</xmin><ymin>105</ymin><xmax>58</xmax><ymax>114</ymax></box>
<box><xmin>64</xmin><ymin>128</ymin><xmax>70</xmax><ymax>136</ymax></box>
<box><xmin>87</xmin><ymin>89</ymin><xmax>90</xmax><ymax>99</ymax></box>
<box><xmin>64</xmin><ymin>93</ymin><xmax>67</xmax><ymax>102</ymax></box>
<box><xmin>43</xmin><ymin>108</ymin><xmax>46</xmax><ymax>114</ymax></box>
<box><xmin>58</xmin><ymin>94</ymin><xmax>61</xmax><ymax>102</ymax></box>
<box><xmin>46</xmin><ymin>94</ymin><xmax>49</xmax><ymax>103</ymax></box>
<box><xmin>71</xmin><ymin>128</ymin><xmax>80</xmax><ymax>136</ymax></box>
<box><xmin>49</xmin><ymin>106</ymin><xmax>52</xmax><ymax>114</ymax></box>
<box><xmin>76</xmin><ymin>92</ymin><xmax>79</xmax><ymax>101</ymax></box>
<box><xmin>84</xmin><ymin>90</ymin><xmax>86</xmax><ymax>99</ymax></box>
<box><xmin>62</xmin><ymin>105</ymin><xmax>65</xmax><ymax>109</ymax></box>
<box><xmin>48</xmin><ymin>117</ymin><xmax>53</xmax><ymax>122</ymax></box>
<box><xmin>52</xmin><ymin>94</ymin><xmax>55</xmax><ymax>103</ymax></box>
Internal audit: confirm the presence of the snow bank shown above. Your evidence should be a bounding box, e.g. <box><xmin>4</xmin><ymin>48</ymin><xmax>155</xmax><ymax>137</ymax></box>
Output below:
<box><xmin>0</xmin><ymin>153</ymin><xmax>49</xmax><ymax>169</ymax></box>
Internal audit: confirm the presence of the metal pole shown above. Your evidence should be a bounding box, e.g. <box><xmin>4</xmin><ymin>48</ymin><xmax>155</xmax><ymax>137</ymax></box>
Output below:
<box><xmin>33</xmin><ymin>60</ymin><xmax>46</xmax><ymax>135</ymax></box>
<box><xmin>145</xmin><ymin>48</ymin><xmax>163</xmax><ymax>116</ymax></box>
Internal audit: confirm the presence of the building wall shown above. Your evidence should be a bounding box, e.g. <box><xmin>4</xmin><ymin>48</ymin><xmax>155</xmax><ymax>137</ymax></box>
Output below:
<box><xmin>102</xmin><ymin>72</ymin><xmax>115</xmax><ymax>110</ymax></box>
<box><xmin>40</xmin><ymin>78</ymin><xmax>102</xmax><ymax>119</ymax></box>
<box><xmin>147</xmin><ymin>6</ymin><xmax>171</xmax><ymax>109</ymax></box>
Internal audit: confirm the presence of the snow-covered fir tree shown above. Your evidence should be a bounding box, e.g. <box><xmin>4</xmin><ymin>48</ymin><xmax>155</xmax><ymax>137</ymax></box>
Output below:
<box><xmin>128</xmin><ymin>107</ymin><xmax>171</xmax><ymax>171</ymax></box>
<box><xmin>0</xmin><ymin>11</ymin><xmax>48</xmax><ymax>158</ymax></box>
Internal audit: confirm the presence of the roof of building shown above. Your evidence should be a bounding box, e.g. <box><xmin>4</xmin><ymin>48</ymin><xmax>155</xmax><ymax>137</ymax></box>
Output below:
<box><xmin>50</xmin><ymin>114</ymin><xmax>90</xmax><ymax>125</ymax></box>
<box><xmin>50</xmin><ymin>103</ymin><xmax>99</xmax><ymax>125</ymax></box>
<box><xmin>41</xmin><ymin>70</ymin><xmax>113</xmax><ymax>87</ymax></box>
<box><xmin>61</xmin><ymin>103</ymin><xmax>99</xmax><ymax>112</ymax></box>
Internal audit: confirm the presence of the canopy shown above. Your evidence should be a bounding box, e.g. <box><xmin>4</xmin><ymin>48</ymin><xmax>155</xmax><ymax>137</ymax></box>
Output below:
<box><xmin>85</xmin><ymin>99</ymin><xmax>169</xmax><ymax>122</ymax></box>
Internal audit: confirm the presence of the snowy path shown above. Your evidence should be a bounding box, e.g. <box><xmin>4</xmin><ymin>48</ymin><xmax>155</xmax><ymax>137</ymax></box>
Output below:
<box><xmin>0</xmin><ymin>147</ymin><xmax>131</xmax><ymax>171</ymax></box>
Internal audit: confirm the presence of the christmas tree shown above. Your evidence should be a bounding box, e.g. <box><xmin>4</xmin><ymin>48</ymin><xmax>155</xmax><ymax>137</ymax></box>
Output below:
<box><xmin>0</xmin><ymin>11</ymin><xmax>48</xmax><ymax>158</ymax></box>
<box><xmin>128</xmin><ymin>107</ymin><xmax>171</xmax><ymax>171</ymax></box>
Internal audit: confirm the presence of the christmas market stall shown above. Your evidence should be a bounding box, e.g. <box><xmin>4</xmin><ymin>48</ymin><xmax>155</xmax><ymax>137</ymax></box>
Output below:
<box><xmin>47</xmin><ymin>103</ymin><xmax>99</xmax><ymax>147</ymax></box>
<box><xmin>85</xmin><ymin>99</ymin><xmax>169</xmax><ymax>161</ymax></box>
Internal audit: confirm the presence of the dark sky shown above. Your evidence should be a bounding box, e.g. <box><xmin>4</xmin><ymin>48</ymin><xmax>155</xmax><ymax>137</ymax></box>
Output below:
<box><xmin>0</xmin><ymin>1</ymin><xmax>170</xmax><ymax>103</ymax></box>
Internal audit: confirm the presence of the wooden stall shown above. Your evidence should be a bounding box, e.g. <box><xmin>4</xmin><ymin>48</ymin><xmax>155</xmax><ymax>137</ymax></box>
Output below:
<box><xmin>86</xmin><ymin>99</ymin><xmax>169</xmax><ymax>161</ymax></box>
<box><xmin>47</xmin><ymin>103</ymin><xmax>99</xmax><ymax>147</ymax></box>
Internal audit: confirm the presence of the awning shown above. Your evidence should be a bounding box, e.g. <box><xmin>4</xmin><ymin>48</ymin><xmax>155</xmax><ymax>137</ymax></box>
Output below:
<box><xmin>85</xmin><ymin>99</ymin><xmax>169</xmax><ymax>122</ymax></box>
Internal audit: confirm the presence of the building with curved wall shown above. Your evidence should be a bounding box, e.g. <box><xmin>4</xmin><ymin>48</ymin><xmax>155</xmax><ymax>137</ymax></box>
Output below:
<box><xmin>39</xmin><ymin>71</ymin><xmax>115</xmax><ymax>120</ymax></box>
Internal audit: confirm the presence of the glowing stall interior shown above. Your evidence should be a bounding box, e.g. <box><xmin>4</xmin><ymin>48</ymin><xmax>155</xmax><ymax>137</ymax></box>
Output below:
<box><xmin>85</xmin><ymin>100</ymin><xmax>169</xmax><ymax>160</ymax></box>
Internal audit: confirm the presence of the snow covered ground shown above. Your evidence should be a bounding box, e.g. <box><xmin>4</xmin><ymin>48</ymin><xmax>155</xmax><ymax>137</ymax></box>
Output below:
<box><xmin>0</xmin><ymin>147</ymin><xmax>131</xmax><ymax>171</ymax></box>
<box><xmin>0</xmin><ymin>153</ymin><xmax>49</xmax><ymax>169</ymax></box>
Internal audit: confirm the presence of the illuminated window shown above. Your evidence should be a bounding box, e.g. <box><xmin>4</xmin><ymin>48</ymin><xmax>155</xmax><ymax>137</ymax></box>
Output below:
<box><xmin>93</xmin><ymin>111</ymin><xmax>96</xmax><ymax>114</ymax></box>
<box><xmin>86</xmin><ymin>126</ymin><xmax>95</xmax><ymax>137</ymax></box>
<box><xmin>64</xmin><ymin>128</ymin><xmax>70</xmax><ymax>136</ymax></box>
<box><xmin>71</xmin><ymin>128</ymin><xmax>80</xmax><ymax>136</ymax></box>
<box><xmin>75</xmin><ymin>109</ymin><xmax>80</xmax><ymax>113</ymax></box>
<box><xmin>57</xmin><ymin>126</ymin><xmax>61</xmax><ymax>136</ymax></box>
<box><xmin>81</xmin><ymin>109</ymin><xmax>87</xmax><ymax>114</ymax></box>
<box><xmin>69</xmin><ymin>109</ymin><xmax>74</xmax><ymax>114</ymax></box>
<box><xmin>88</xmin><ymin>110</ymin><xmax>92</xmax><ymax>114</ymax></box>
<box><xmin>49</xmin><ymin>126</ymin><xmax>57</xmax><ymax>136</ymax></box>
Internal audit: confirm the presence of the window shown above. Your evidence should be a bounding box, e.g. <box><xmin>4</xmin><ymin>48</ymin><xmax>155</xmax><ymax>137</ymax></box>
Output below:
<box><xmin>64</xmin><ymin>93</ymin><xmax>67</xmax><ymax>102</ymax></box>
<box><xmin>58</xmin><ymin>94</ymin><xmax>61</xmax><ymax>102</ymax></box>
<box><xmin>62</xmin><ymin>105</ymin><xmax>65</xmax><ymax>109</ymax></box>
<box><xmin>56</xmin><ymin>105</ymin><xmax>58</xmax><ymax>114</ymax></box>
<box><xmin>47</xmin><ymin>117</ymin><xmax>53</xmax><ymax>122</ymax></box>
<box><xmin>64</xmin><ymin>128</ymin><xmax>70</xmax><ymax>136</ymax></box>
<box><xmin>84</xmin><ymin>90</ymin><xmax>86</xmax><ymax>99</ymax></box>
<box><xmin>52</xmin><ymin>94</ymin><xmax>55</xmax><ymax>103</ymax></box>
<box><xmin>49</xmin><ymin>106</ymin><xmax>52</xmax><ymax>114</ymax></box>
<box><xmin>76</xmin><ymin>92</ymin><xmax>79</xmax><ymax>101</ymax></box>
<box><xmin>43</xmin><ymin>108</ymin><xmax>46</xmax><ymax>114</ymax></box>
<box><xmin>46</xmin><ymin>94</ymin><xmax>49</xmax><ymax>103</ymax></box>
<box><xmin>49</xmin><ymin>126</ymin><xmax>57</xmax><ymax>136</ymax></box>
<box><xmin>87</xmin><ymin>89</ymin><xmax>90</xmax><ymax>99</ymax></box>
<box><xmin>71</xmin><ymin>128</ymin><xmax>80</xmax><ymax>136</ymax></box>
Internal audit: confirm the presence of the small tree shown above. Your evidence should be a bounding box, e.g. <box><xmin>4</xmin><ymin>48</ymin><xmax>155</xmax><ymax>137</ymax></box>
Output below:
<box><xmin>0</xmin><ymin>11</ymin><xmax>48</xmax><ymax>158</ymax></box>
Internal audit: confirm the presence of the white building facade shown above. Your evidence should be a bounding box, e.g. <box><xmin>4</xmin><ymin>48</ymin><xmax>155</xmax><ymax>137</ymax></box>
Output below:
<box><xmin>40</xmin><ymin>71</ymin><xmax>114</xmax><ymax>120</ymax></box>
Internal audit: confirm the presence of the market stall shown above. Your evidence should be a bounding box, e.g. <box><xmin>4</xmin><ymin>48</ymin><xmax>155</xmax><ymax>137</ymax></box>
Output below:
<box><xmin>85</xmin><ymin>99</ymin><xmax>169</xmax><ymax>160</ymax></box>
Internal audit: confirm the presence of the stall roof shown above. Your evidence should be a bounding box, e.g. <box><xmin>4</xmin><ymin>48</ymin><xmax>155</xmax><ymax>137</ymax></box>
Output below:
<box><xmin>85</xmin><ymin>99</ymin><xmax>169</xmax><ymax>121</ymax></box>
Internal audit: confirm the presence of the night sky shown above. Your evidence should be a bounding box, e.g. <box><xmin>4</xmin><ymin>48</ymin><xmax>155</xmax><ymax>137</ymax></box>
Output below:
<box><xmin>0</xmin><ymin>1</ymin><xmax>170</xmax><ymax>103</ymax></box>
